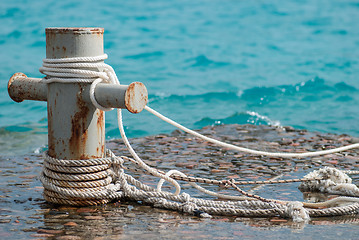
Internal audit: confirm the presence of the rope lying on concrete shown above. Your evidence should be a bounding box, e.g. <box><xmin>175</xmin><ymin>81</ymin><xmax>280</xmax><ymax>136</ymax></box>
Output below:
<box><xmin>41</xmin><ymin>149</ymin><xmax>359</xmax><ymax>222</ymax></box>
<box><xmin>39</xmin><ymin>54</ymin><xmax>359</xmax><ymax>222</ymax></box>
<box><xmin>144</xmin><ymin>106</ymin><xmax>359</xmax><ymax>158</ymax></box>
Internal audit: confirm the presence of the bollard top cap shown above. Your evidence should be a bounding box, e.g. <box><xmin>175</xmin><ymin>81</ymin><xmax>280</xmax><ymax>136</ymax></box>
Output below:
<box><xmin>46</xmin><ymin>27</ymin><xmax>104</xmax><ymax>35</ymax></box>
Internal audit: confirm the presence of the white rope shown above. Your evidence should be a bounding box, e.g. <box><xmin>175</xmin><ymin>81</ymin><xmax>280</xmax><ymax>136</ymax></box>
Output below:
<box><xmin>40</xmin><ymin>54</ymin><xmax>182</xmax><ymax>194</ymax></box>
<box><xmin>299</xmin><ymin>167</ymin><xmax>359</xmax><ymax>197</ymax></box>
<box><xmin>117</xmin><ymin>108</ymin><xmax>182</xmax><ymax>195</ymax></box>
<box><xmin>38</xmin><ymin>53</ymin><xmax>359</xmax><ymax>222</ymax></box>
<box><xmin>144</xmin><ymin>106</ymin><xmax>359</xmax><ymax>158</ymax></box>
<box><xmin>40</xmin><ymin>54</ymin><xmax>114</xmax><ymax>111</ymax></box>
<box><xmin>157</xmin><ymin>169</ymin><xmax>252</xmax><ymax>201</ymax></box>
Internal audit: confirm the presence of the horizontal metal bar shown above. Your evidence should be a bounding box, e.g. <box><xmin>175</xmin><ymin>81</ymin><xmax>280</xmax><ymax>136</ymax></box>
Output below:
<box><xmin>8</xmin><ymin>73</ymin><xmax>47</xmax><ymax>102</ymax></box>
<box><xmin>80</xmin><ymin>81</ymin><xmax>148</xmax><ymax>113</ymax></box>
<box><xmin>7</xmin><ymin>73</ymin><xmax>148</xmax><ymax>113</ymax></box>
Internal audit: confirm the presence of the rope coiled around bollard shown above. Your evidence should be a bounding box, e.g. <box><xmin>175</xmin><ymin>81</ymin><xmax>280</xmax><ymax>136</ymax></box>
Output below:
<box><xmin>41</xmin><ymin>150</ymin><xmax>123</xmax><ymax>206</ymax></box>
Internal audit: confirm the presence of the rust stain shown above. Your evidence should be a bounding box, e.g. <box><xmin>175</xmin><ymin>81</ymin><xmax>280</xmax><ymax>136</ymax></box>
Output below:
<box><xmin>90</xmin><ymin>28</ymin><xmax>104</xmax><ymax>37</ymax></box>
<box><xmin>48</xmin><ymin>83</ymin><xmax>105</xmax><ymax>160</ymax></box>
<box><xmin>101</xmin><ymin>144</ymin><xmax>105</xmax><ymax>155</ymax></box>
<box><xmin>69</xmin><ymin>85</ymin><xmax>90</xmax><ymax>159</ymax></box>
<box><xmin>125</xmin><ymin>82</ymin><xmax>148</xmax><ymax>113</ymax></box>
<box><xmin>46</xmin><ymin>27</ymin><xmax>104</xmax><ymax>35</ymax></box>
<box><xmin>8</xmin><ymin>75</ymin><xmax>47</xmax><ymax>102</ymax></box>
<box><xmin>97</xmin><ymin>110</ymin><xmax>104</xmax><ymax>128</ymax></box>
<box><xmin>96</xmin><ymin>110</ymin><xmax>105</xmax><ymax>156</ymax></box>
<box><xmin>47</xmin><ymin>104</ymin><xmax>55</xmax><ymax>157</ymax></box>
<box><xmin>8</xmin><ymin>72</ymin><xmax>27</xmax><ymax>102</ymax></box>
<box><xmin>68</xmin><ymin>84</ymin><xmax>105</xmax><ymax>159</ymax></box>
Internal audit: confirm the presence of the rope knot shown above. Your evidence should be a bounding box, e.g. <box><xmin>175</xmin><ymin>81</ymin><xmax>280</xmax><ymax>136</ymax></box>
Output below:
<box><xmin>221</xmin><ymin>179</ymin><xmax>232</xmax><ymax>188</ymax></box>
<box><xmin>286</xmin><ymin>201</ymin><xmax>310</xmax><ymax>222</ymax></box>
<box><xmin>299</xmin><ymin>167</ymin><xmax>359</xmax><ymax>196</ymax></box>
<box><xmin>181</xmin><ymin>202</ymin><xmax>196</xmax><ymax>213</ymax></box>
<box><xmin>179</xmin><ymin>192</ymin><xmax>197</xmax><ymax>213</ymax></box>
<box><xmin>181</xmin><ymin>192</ymin><xmax>191</xmax><ymax>202</ymax></box>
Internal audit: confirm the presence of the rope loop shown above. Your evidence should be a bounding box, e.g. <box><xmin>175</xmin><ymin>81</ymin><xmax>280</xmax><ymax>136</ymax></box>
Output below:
<box><xmin>39</xmin><ymin>54</ymin><xmax>117</xmax><ymax>111</ymax></box>
<box><xmin>285</xmin><ymin>202</ymin><xmax>309</xmax><ymax>222</ymax></box>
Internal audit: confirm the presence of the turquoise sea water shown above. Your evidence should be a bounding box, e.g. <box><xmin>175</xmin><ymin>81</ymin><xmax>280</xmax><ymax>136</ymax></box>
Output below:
<box><xmin>0</xmin><ymin>0</ymin><xmax>359</xmax><ymax>155</ymax></box>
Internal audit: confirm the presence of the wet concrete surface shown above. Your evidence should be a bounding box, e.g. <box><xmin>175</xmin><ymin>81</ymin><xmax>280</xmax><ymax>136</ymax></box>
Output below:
<box><xmin>1</xmin><ymin>124</ymin><xmax>359</xmax><ymax>239</ymax></box>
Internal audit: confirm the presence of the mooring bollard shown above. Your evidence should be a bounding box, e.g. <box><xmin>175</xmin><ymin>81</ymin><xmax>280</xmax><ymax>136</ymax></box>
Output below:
<box><xmin>8</xmin><ymin>27</ymin><xmax>148</xmax><ymax>160</ymax></box>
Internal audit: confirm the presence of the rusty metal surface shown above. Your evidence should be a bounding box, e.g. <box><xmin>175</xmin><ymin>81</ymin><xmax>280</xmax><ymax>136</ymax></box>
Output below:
<box><xmin>83</xmin><ymin>83</ymin><xmax>127</xmax><ymax>109</ymax></box>
<box><xmin>46</xmin><ymin>27</ymin><xmax>104</xmax><ymax>35</ymax></box>
<box><xmin>8</xmin><ymin>72</ymin><xmax>27</xmax><ymax>102</ymax></box>
<box><xmin>46</xmin><ymin>28</ymin><xmax>104</xmax><ymax>59</ymax></box>
<box><xmin>46</xmin><ymin>28</ymin><xmax>105</xmax><ymax>160</ymax></box>
<box><xmin>47</xmin><ymin>83</ymin><xmax>105</xmax><ymax>160</ymax></box>
<box><xmin>8</xmin><ymin>28</ymin><xmax>147</xmax><ymax>160</ymax></box>
<box><xmin>125</xmin><ymin>82</ymin><xmax>148</xmax><ymax>113</ymax></box>
<box><xmin>7</xmin><ymin>74</ymin><xmax>148</xmax><ymax>112</ymax></box>
<box><xmin>89</xmin><ymin>82</ymin><xmax>148</xmax><ymax>112</ymax></box>
<box><xmin>8</xmin><ymin>73</ymin><xmax>47</xmax><ymax>102</ymax></box>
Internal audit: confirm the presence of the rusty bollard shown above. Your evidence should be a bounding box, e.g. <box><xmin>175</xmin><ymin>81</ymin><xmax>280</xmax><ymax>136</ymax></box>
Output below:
<box><xmin>8</xmin><ymin>27</ymin><xmax>148</xmax><ymax>160</ymax></box>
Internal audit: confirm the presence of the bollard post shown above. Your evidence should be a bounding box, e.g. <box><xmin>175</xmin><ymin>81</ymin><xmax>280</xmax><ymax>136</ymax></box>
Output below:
<box><xmin>46</xmin><ymin>28</ymin><xmax>106</xmax><ymax>160</ymax></box>
<box><xmin>8</xmin><ymin>27</ymin><xmax>148</xmax><ymax>160</ymax></box>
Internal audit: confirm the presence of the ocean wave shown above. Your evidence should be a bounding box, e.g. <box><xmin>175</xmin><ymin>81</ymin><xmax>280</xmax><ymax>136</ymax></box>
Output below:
<box><xmin>150</xmin><ymin>77</ymin><xmax>357</xmax><ymax>104</ymax></box>
<box><xmin>194</xmin><ymin>111</ymin><xmax>281</xmax><ymax>128</ymax></box>
<box><xmin>149</xmin><ymin>91</ymin><xmax>239</xmax><ymax>103</ymax></box>
<box><xmin>146</xmin><ymin>78</ymin><xmax>358</xmax><ymax>136</ymax></box>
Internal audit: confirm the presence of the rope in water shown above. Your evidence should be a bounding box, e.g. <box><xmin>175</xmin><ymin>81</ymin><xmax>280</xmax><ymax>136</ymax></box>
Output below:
<box><xmin>39</xmin><ymin>54</ymin><xmax>359</xmax><ymax>222</ymax></box>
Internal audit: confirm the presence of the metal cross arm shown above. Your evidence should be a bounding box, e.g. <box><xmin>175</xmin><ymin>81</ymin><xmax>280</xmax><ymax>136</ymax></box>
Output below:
<box><xmin>8</xmin><ymin>72</ymin><xmax>148</xmax><ymax>114</ymax></box>
<box><xmin>7</xmin><ymin>27</ymin><xmax>148</xmax><ymax>160</ymax></box>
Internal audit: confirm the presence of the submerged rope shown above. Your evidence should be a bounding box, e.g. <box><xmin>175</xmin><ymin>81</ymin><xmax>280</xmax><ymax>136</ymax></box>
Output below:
<box><xmin>39</xmin><ymin>54</ymin><xmax>359</xmax><ymax>222</ymax></box>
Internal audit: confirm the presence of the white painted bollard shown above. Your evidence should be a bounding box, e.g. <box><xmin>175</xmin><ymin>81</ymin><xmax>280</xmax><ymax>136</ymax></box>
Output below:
<box><xmin>8</xmin><ymin>27</ymin><xmax>148</xmax><ymax>160</ymax></box>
